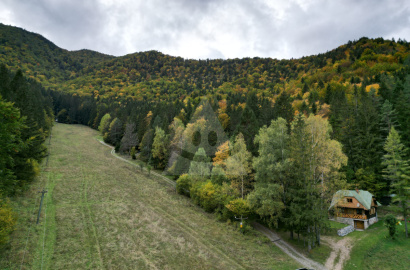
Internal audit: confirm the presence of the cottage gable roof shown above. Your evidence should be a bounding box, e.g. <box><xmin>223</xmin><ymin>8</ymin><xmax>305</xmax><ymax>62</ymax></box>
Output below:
<box><xmin>329</xmin><ymin>190</ymin><xmax>381</xmax><ymax>210</ymax></box>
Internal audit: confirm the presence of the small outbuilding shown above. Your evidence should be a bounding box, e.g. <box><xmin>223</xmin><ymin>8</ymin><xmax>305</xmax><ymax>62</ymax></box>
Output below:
<box><xmin>329</xmin><ymin>189</ymin><xmax>381</xmax><ymax>230</ymax></box>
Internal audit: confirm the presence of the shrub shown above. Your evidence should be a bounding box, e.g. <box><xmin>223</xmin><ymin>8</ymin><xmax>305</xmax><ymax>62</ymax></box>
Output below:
<box><xmin>176</xmin><ymin>174</ymin><xmax>192</xmax><ymax>196</ymax></box>
<box><xmin>0</xmin><ymin>197</ymin><xmax>17</xmax><ymax>245</ymax></box>
<box><xmin>384</xmin><ymin>214</ymin><xmax>397</xmax><ymax>239</ymax></box>
<box><xmin>146</xmin><ymin>165</ymin><xmax>152</xmax><ymax>175</ymax></box>
<box><xmin>226</xmin><ymin>198</ymin><xmax>251</xmax><ymax>218</ymax></box>
<box><xmin>138</xmin><ymin>161</ymin><xmax>144</xmax><ymax>172</ymax></box>
<box><xmin>130</xmin><ymin>147</ymin><xmax>136</xmax><ymax>159</ymax></box>
<box><xmin>197</xmin><ymin>181</ymin><xmax>220</xmax><ymax>212</ymax></box>
<box><xmin>114</xmin><ymin>143</ymin><xmax>120</xmax><ymax>153</ymax></box>
<box><xmin>189</xmin><ymin>181</ymin><xmax>204</xmax><ymax>206</ymax></box>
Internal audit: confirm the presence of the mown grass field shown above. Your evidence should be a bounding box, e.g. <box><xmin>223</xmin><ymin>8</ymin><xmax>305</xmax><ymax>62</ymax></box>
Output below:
<box><xmin>0</xmin><ymin>123</ymin><xmax>301</xmax><ymax>270</ymax></box>
<box><xmin>344</xmin><ymin>217</ymin><xmax>410</xmax><ymax>270</ymax></box>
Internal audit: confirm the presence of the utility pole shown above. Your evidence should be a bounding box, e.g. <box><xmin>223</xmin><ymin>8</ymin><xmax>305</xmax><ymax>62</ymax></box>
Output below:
<box><xmin>37</xmin><ymin>189</ymin><xmax>48</xmax><ymax>224</ymax></box>
<box><xmin>235</xmin><ymin>174</ymin><xmax>248</xmax><ymax>230</ymax></box>
<box><xmin>45</xmin><ymin>152</ymin><xmax>50</xmax><ymax>167</ymax></box>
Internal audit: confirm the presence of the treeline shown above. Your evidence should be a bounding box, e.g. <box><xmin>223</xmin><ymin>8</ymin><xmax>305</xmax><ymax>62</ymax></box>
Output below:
<box><xmin>49</xmin><ymin>56</ymin><xmax>410</xmax><ymax>247</ymax></box>
<box><xmin>52</xmin><ymin>56</ymin><xmax>410</xmax><ymax>198</ymax></box>
<box><xmin>1</xmin><ymin>23</ymin><xmax>410</xmax><ymax>246</ymax></box>
<box><xmin>2</xmin><ymin>22</ymin><xmax>410</xmax><ymax>105</ymax></box>
<box><xmin>0</xmin><ymin>64</ymin><xmax>53</xmax><ymax>245</ymax></box>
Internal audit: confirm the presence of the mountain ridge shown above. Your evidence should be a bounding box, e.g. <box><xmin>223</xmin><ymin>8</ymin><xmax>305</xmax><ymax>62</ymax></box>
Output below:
<box><xmin>1</xmin><ymin>23</ymin><xmax>409</xmax><ymax>105</ymax></box>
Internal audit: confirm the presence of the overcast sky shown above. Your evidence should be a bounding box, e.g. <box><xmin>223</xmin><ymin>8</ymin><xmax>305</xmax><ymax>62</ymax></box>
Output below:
<box><xmin>0</xmin><ymin>0</ymin><xmax>409</xmax><ymax>59</ymax></box>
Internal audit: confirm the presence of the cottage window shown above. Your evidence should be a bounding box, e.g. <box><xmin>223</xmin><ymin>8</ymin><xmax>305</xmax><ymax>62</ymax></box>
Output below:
<box><xmin>357</xmin><ymin>209</ymin><xmax>362</xmax><ymax>215</ymax></box>
<box><xmin>347</xmin><ymin>198</ymin><xmax>353</xmax><ymax>203</ymax></box>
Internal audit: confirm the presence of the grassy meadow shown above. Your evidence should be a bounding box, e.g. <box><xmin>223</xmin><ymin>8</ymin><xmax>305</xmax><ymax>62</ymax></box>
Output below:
<box><xmin>343</xmin><ymin>217</ymin><xmax>410</xmax><ymax>270</ymax></box>
<box><xmin>0</xmin><ymin>123</ymin><xmax>300</xmax><ymax>270</ymax></box>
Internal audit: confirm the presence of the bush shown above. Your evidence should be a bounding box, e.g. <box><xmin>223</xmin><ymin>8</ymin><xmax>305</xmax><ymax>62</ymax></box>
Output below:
<box><xmin>384</xmin><ymin>214</ymin><xmax>397</xmax><ymax>239</ymax></box>
<box><xmin>176</xmin><ymin>174</ymin><xmax>192</xmax><ymax>196</ymax></box>
<box><xmin>146</xmin><ymin>165</ymin><xmax>152</xmax><ymax>175</ymax></box>
<box><xmin>115</xmin><ymin>143</ymin><xmax>120</xmax><ymax>153</ymax></box>
<box><xmin>0</xmin><ymin>197</ymin><xmax>17</xmax><ymax>245</ymax></box>
<box><xmin>226</xmin><ymin>198</ymin><xmax>251</xmax><ymax>218</ymax></box>
<box><xmin>197</xmin><ymin>181</ymin><xmax>220</xmax><ymax>212</ymax></box>
<box><xmin>103</xmin><ymin>132</ymin><xmax>110</xmax><ymax>144</ymax></box>
<box><xmin>189</xmin><ymin>181</ymin><xmax>204</xmax><ymax>206</ymax></box>
<box><xmin>138</xmin><ymin>161</ymin><xmax>144</xmax><ymax>172</ymax></box>
<box><xmin>130</xmin><ymin>147</ymin><xmax>136</xmax><ymax>159</ymax></box>
<box><xmin>56</xmin><ymin>109</ymin><xmax>70</xmax><ymax>123</ymax></box>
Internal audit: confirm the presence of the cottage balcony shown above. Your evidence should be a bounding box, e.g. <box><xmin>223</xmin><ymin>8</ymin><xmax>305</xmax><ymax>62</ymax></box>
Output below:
<box><xmin>336</xmin><ymin>213</ymin><xmax>367</xmax><ymax>220</ymax></box>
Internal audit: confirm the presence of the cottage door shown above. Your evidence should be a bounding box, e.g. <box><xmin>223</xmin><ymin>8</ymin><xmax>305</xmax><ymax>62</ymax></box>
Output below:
<box><xmin>354</xmin><ymin>220</ymin><xmax>364</xmax><ymax>229</ymax></box>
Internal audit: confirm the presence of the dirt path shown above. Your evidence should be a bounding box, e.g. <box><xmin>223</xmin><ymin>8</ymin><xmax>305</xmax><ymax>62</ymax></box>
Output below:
<box><xmin>98</xmin><ymin>138</ymin><xmax>318</xmax><ymax>269</ymax></box>
<box><xmin>253</xmin><ymin>223</ymin><xmax>327</xmax><ymax>270</ymax></box>
<box><xmin>322</xmin><ymin>236</ymin><xmax>354</xmax><ymax>270</ymax></box>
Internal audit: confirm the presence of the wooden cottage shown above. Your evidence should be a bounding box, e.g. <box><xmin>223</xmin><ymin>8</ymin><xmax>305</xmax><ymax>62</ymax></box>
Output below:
<box><xmin>329</xmin><ymin>189</ymin><xmax>381</xmax><ymax>230</ymax></box>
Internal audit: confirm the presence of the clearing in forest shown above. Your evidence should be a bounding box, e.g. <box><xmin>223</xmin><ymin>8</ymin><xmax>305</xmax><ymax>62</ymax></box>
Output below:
<box><xmin>1</xmin><ymin>123</ymin><xmax>301</xmax><ymax>270</ymax></box>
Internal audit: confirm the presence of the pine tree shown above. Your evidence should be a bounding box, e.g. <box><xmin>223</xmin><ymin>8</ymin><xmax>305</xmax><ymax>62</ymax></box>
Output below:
<box><xmin>107</xmin><ymin>118</ymin><xmax>123</xmax><ymax>146</ymax></box>
<box><xmin>0</xmin><ymin>98</ymin><xmax>25</xmax><ymax>194</ymax></box>
<box><xmin>235</xmin><ymin>105</ymin><xmax>259</xmax><ymax>155</ymax></box>
<box><xmin>302</xmin><ymin>83</ymin><xmax>309</xmax><ymax>94</ymax></box>
<box><xmin>249</xmin><ymin>118</ymin><xmax>290</xmax><ymax>227</ymax></box>
<box><xmin>139</xmin><ymin>128</ymin><xmax>154</xmax><ymax>162</ymax></box>
<box><xmin>379</xmin><ymin>100</ymin><xmax>399</xmax><ymax>139</ymax></box>
<box><xmin>0</xmin><ymin>64</ymin><xmax>11</xmax><ymax>100</ymax></box>
<box><xmin>382</xmin><ymin>127</ymin><xmax>410</xmax><ymax>237</ymax></box>
<box><xmin>289</xmin><ymin>114</ymin><xmax>347</xmax><ymax>250</ymax></box>
<box><xmin>273</xmin><ymin>91</ymin><xmax>294</xmax><ymax>128</ymax></box>
<box><xmin>394</xmin><ymin>76</ymin><xmax>410</xmax><ymax>152</ymax></box>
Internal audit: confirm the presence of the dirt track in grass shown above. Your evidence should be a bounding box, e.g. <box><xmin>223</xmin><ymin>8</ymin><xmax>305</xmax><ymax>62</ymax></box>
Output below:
<box><xmin>1</xmin><ymin>123</ymin><xmax>301</xmax><ymax>270</ymax></box>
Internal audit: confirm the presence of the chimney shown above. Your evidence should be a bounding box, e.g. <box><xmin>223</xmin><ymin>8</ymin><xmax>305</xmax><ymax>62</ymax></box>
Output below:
<box><xmin>356</xmin><ymin>188</ymin><xmax>360</xmax><ymax>194</ymax></box>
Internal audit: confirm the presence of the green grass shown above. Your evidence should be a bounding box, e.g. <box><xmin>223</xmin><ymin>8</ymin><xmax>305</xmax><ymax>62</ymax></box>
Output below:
<box><xmin>0</xmin><ymin>123</ymin><xmax>301</xmax><ymax>270</ymax></box>
<box><xmin>328</xmin><ymin>220</ymin><xmax>349</xmax><ymax>230</ymax></box>
<box><xmin>344</xmin><ymin>218</ymin><xmax>410</xmax><ymax>270</ymax></box>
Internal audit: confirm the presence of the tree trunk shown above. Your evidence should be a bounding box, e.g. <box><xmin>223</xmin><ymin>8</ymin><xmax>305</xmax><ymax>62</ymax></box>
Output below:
<box><xmin>290</xmin><ymin>230</ymin><xmax>294</xmax><ymax>240</ymax></box>
<box><xmin>316</xmin><ymin>225</ymin><xmax>321</xmax><ymax>246</ymax></box>
<box><xmin>307</xmin><ymin>226</ymin><xmax>311</xmax><ymax>252</ymax></box>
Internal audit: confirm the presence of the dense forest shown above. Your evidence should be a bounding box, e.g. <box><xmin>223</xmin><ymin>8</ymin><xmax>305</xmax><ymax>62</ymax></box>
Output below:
<box><xmin>0</xmin><ymin>64</ymin><xmax>54</xmax><ymax>244</ymax></box>
<box><xmin>0</xmin><ymin>23</ymin><xmax>409</xmax><ymax>248</ymax></box>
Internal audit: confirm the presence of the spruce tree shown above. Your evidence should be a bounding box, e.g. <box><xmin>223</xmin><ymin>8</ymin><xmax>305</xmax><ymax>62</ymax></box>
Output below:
<box><xmin>379</xmin><ymin>100</ymin><xmax>399</xmax><ymax>139</ymax></box>
<box><xmin>382</xmin><ymin>127</ymin><xmax>410</xmax><ymax>237</ymax></box>
<box><xmin>249</xmin><ymin>118</ymin><xmax>290</xmax><ymax>227</ymax></box>
<box><xmin>108</xmin><ymin>118</ymin><xmax>123</xmax><ymax>146</ymax></box>
<box><xmin>273</xmin><ymin>91</ymin><xmax>294</xmax><ymax>128</ymax></box>
<box><xmin>235</xmin><ymin>105</ymin><xmax>259</xmax><ymax>155</ymax></box>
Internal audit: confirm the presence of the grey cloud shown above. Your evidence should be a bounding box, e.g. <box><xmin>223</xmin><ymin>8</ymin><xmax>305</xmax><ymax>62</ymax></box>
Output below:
<box><xmin>0</xmin><ymin>0</ymin><xmax>409</xmax><ymax>59</ymax></box>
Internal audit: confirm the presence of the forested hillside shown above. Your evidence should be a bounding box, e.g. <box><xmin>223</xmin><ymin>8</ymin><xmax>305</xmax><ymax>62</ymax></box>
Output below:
<box><xmin>0</xmin><ymin>64</ymin><xmax>54</xmax><ymax>244</ymax></box>
<box><xmin>1</xmin><ymin>23</ymin><xmax>409</xmax><ymax>249</ymax></box>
